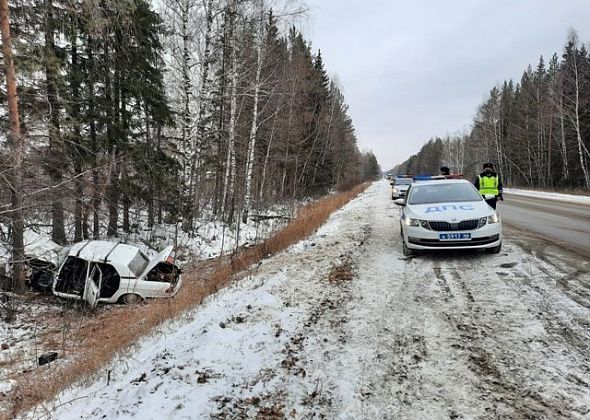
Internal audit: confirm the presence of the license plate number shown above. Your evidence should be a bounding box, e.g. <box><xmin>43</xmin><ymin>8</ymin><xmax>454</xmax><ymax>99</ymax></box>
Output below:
<box><xmin>439</xmin><ymin>233</ymin><xmax>471</xmax><ymax>241</ymax></box>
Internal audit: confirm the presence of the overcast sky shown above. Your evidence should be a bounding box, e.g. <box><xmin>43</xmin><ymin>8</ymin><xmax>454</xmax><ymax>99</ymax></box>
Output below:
<box><xmin>305</xmin><ymin>0</ymin><xmax>590</xmax><ymax>170</ymax></box>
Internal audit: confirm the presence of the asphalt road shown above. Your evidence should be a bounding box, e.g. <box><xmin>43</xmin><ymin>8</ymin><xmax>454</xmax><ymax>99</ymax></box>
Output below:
<box><xmin>499</xmin><ymin>193</ymin><xmax>590</xmax><ymax>257</ymax></box>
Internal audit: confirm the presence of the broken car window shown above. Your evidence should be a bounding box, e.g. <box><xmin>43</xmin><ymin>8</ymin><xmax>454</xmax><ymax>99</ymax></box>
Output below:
<box><xmin>128</xmin><ymin>251</ymin><xmax>150</xmax><ymax>277</ymax></box>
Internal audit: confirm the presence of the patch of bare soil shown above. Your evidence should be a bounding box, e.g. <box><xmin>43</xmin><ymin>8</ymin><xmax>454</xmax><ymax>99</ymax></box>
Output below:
<box><xmin>328</xmin><ymin>257</ymin><xmax>355</xmax><ymax>284</ymax></box>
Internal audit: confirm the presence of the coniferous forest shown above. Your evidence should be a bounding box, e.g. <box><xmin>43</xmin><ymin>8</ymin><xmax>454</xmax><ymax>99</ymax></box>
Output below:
<box><xmin>393</xmin><ymin>30</ymin><xmax>590</xmax><ymax>191</ymax></box>
<box><xmin>0</xmin><ymin>0</ymin><xmax>381</xmax><ymax>289</ymax></box>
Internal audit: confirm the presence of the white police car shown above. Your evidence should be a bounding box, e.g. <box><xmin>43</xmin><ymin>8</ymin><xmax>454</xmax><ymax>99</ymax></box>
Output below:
<box><xmin>391</xmin><ymin>176</ymin><xmax>413</xmax><ymax>200</ymax></box>
<box><xmin>395</xmin><ymin>179</ymin><xmax>502</xmax><ymax>256</ymax></box>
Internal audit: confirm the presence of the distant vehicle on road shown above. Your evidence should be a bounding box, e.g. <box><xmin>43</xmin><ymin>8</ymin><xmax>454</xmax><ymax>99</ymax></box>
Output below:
<box><xmin>395</xmin><ymin>179</ymin><xmax>502</xmax><ymax>256</ymax></box>
<box><xmin>391</xmin><ymin>175</ymin><xmax>413</xmax><ymax>199</ymax></box>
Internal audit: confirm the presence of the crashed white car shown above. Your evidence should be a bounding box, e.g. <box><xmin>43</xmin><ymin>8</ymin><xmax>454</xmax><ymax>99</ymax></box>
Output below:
<box><xmin>53</xmin><ymin>241</ymin><xmax>182</xmax><ymax>308</ymax></box>
<box><xmin>396</xmin><ymin>179</ymin><xmax>502</xmax><ymax>256</ymax></box>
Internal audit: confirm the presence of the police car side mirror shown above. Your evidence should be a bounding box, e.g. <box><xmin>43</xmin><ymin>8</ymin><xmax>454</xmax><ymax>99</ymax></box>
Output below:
<box><xmin>394</xmin><ymin>198</ymin><xmax>405</xmax><ymax>206</ymax></box>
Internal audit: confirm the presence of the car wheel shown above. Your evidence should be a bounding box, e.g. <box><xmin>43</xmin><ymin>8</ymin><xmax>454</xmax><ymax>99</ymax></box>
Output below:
<box><xmin>402</xmin><ymin>241</ymin><xmax>414</xmax><ymax>256</ymax></box>
<box><xmin>120</xmin><ymin>293</ymin><xmax>142</xmax><ymax>304</ymax></box>
<box><xmin>487</xmin><ymin>244</ymin><xmax>502</xmax><ymax>254</ymax></box>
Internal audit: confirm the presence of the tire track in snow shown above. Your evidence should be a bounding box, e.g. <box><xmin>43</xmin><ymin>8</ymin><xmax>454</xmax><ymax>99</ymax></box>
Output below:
<box><xmin>432</xmin><ymin>248</ymin><xmax>590</xmax><ymax>419</ymax></box>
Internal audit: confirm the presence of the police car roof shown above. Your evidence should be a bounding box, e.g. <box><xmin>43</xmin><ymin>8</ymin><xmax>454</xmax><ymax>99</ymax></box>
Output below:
<box><xmin>411</xmin><ymin>179</ymin><xmax>471</xmax><ymax>187</ymax></box>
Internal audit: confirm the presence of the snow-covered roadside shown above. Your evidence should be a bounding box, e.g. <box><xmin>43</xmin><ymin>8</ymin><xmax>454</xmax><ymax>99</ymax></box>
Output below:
<box><xmin>19</xmin><ymin>185</ymin><xmax>372</xmax><ymax>419</ymax></box>
<box><xmin>22</xmin><ymin>180</ymin><xmax>590</xmax><ymax>419</ymax></box>
<box><xmin>0</xmin><ymin>209</ymin><xmax>292</xmax><ymax>413</ymax></box>
<box><xmin>505</xmin><ymin>188</ymin><xmax>590</xmax><ymax>204</ymax></box>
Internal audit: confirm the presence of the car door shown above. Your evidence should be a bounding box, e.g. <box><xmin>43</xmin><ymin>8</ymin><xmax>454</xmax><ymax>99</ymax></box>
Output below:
<box><xmin>83</xmin><ymin>264</ymin><xmax>102</xmax><ymax>309</ymax></box>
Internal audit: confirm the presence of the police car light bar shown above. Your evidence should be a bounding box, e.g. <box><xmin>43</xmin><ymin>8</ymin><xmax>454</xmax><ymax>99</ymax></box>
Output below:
<box><xmin>413</xmin><ymin>174</ymin><xmax>464</xmax><ymax>181</ymax></box>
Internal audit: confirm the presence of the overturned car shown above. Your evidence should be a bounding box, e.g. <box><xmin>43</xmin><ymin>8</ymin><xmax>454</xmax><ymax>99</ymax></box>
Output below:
<box><xmin>53</xmin><ymin>241</ymin><xmax>182</xmax><ymax>308</ymax></box>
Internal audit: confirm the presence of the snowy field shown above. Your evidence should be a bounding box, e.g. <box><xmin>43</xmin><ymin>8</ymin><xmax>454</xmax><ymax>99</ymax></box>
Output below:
<box><xmin>17</xmin><ymin>180</ymin><xmax>590</xmax><ymax>419</ymax></box>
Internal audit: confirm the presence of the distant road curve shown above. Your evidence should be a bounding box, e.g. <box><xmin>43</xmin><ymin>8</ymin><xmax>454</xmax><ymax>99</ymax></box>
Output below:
<box><xmin>499</xmin><ymin>190</ymin><xmax>590</xmax><ymax>257</ymax></box>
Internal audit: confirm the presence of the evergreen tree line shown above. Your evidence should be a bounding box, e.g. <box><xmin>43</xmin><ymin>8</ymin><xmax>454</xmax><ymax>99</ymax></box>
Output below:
<box><xmin>393</xmin><ymin>30</ymin><xmax>590</xmax><ymax>190</ymax></box>
<box><xmin>0</xmin><ymin>0</ymin><xmax>371</xmax><ymax>256</ymax></box>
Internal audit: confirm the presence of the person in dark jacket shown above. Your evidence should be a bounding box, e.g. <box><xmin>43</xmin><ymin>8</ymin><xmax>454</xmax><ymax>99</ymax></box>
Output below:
<box><xmin>440</xmin><ymin>166</ymin><xmax>450</xmax><ymax>176</ymax></box>
<box><xmin>474</xmin><ymin>162</ymin><xmax>503</xmax><ymax>209</ymax></box>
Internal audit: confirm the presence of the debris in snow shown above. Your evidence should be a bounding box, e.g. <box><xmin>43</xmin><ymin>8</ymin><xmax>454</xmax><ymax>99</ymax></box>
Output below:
<box><xmin>38</xmin><ymin>352</ymin><xmax>58</xmax><ymax>366</ymax></box>
<box><xmin>131</xmin><ymin>373</ymin><xmax>148</xmax><ymax>384</ymax></box>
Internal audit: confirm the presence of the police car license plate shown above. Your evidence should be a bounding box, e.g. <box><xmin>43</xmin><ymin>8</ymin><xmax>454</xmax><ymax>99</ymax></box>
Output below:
<box><xmin>439</xmin><ymin>233</ymin><xmax>471</xmax><ymax>241</ymax></box>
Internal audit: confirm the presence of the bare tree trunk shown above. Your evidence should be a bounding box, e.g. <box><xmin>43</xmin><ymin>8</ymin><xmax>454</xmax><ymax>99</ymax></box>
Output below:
<box><xmin>547</xmin><ymin>117</ymin><xmax>553</xmax><ymax>186</ymax></box>
<box><xmin>44</xmin><ymin>0</ymin><xmax>66</xmax><ymax>244</ymax></box>
<box><xmin>259</xmin><ymin>111</ymin><xmax>278</xmax><ymax>201</ymax></box>
<box><xmin>222</xmin><ymin>4</ymin><xmax>238</xmax><ymax>220</ymax></box>
<box><xmin>86</xmin><ymin>37</ymin><xmax>101</xmax><ymax>239</ymax></box>
<box><xmin>70</xmin><ymin>34</ymin><xmax>85</xmax><ymax>242</ymax></box>
<box><xmin>559</xmin><ymin>102</ymin><xmax>569</xmax><ymax>181</ymax></box>
<box><xmin>571</xmin><ymin>52</ymin><xmax>590</xmax><ymax>188</ymax></box>
<box><xmin>313</xmin><ymin>96</ymin><xmax>336</xmax><ymax>181</ymax></box>
<box><xmin>180</xmin><ymin>0</ymin><xmax>195</xmax><ymax>227</ymax></box>
<box><xmin>122</xmin><ymin>157</ymin><xmax>130</xmax><ymax>233</ymax></box>
<box><xmin>107</xmin><ymin>148</ymin><xmax>119</xmax><ymax>237</ymax></box>
<box><xmin>190</xmin><ymin>0</ymin><xmax>215</xmax><ymax>224</ymax></box>
<box><xmin>105</xmin><ymin>38</ymin><xmax>119</xmax><ymax>237</ymax></box>
<box><xmin>242</xmin><ymin>0</ymin><xmax>265</xmax><ymax>223</ymax></box>
<box><xmin>1</xmin><ymin>0</ymin><xmax>26</xmax><ymax>291</ymax></box>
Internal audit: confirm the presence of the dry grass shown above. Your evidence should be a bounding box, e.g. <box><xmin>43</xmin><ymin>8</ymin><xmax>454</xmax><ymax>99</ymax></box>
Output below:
<box><xmin>4</xmin><ymin>183</ymin><xmax>369</xmax><ymax>419</ymax></box>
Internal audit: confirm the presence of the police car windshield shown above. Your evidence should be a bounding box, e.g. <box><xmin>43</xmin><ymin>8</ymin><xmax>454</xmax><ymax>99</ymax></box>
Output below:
<box><xmin>395</xmin><ymin>178</ymin><xmax>412</xmax><ymax>185</ymax></box>
<box><xmin>408</xmin><ymin>183</ymin><xmax>482</xmax><ymax>205</ymax></box>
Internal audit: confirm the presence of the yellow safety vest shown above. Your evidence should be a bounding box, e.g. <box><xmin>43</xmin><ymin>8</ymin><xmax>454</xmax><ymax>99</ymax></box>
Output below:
<box><xmin>478</xmin><ymin>175</ymin><xmax>499</xmax><ymax>196</ymax></box>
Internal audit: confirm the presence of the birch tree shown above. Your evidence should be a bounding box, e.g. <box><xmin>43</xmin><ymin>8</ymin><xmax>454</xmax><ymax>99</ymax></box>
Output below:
<box><xmin>242</xmin><ymin>0</ymin><xmax>265</xmax><ymax>223</ymax></box>
<box><xmin>562</xmin><ymin>31</ymin><xmax>590</xmax><ymax>188</ymax></box>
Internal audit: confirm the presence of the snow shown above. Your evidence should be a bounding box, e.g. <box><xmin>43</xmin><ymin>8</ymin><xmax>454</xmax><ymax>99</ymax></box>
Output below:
<box><xmin>14</xmin><ymin>181</ymin><xmax>590</xmax><ymax>418</ymax></box>
<box><xmin>126</xmin><ymin>211</ymin><xmax>291</xmax><ymax>264</ymax></box>
<box><xmin>0</xmin><ymin>295</ymin><xmax>66</xmax><ymax>395</ymax></box>
<box><xmin>22</xmin><ymin>230</ymin><xmax>63</xmax><ymax>266</ymax></box>
<box><xmin>505</xmin><ymin>188</ymin><xmax>590</xmax><ymax>204</ymax></box>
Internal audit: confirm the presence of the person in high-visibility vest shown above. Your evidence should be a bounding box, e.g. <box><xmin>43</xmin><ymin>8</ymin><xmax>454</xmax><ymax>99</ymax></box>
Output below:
<box><xmin>474</xmin><ymin>162</ymin><xmax>503</xmax><ymax>209</ymax></box>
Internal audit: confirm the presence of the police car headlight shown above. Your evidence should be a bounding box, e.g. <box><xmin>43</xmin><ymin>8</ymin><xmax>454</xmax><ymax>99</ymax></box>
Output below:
<box><xmin>478</xmin><ymin>217</ymin><xmax>488</xmax><ymax>228</ymax></box>
<box><xmin>487</xmin><ymin>213</ymin><xmax>500</xmax><ymax>224</ymax></box>
<box><xmin>402</xmin><ymin>215</ymin><xmax>420</xmax><ymax>227</ymax></box>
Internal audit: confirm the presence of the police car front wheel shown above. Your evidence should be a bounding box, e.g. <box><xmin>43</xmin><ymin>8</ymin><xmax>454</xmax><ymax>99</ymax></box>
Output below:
<box><xmin>403</xmin><ymin>241</ymin><xmax>416</xmax><ymax>256</ymax></box>
<box><xmin>486</xmin><ymin>244</ymin><xmax>502</xmax><ymax>254</ymax></box>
